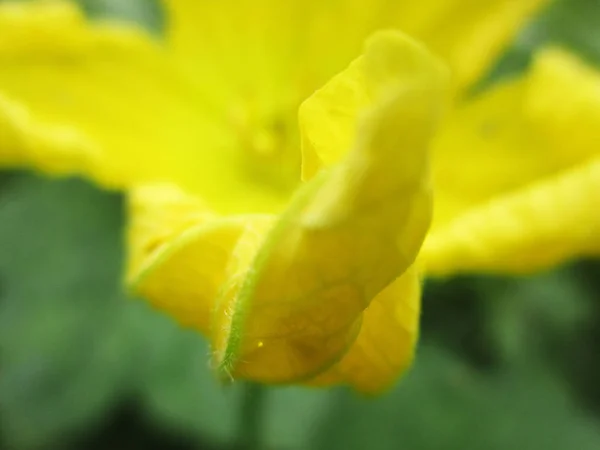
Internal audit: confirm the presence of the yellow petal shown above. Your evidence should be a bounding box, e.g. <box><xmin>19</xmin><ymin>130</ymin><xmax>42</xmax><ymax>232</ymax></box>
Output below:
<box><xmin>430</xmin><ymin>79</ymin><xmax>545</xmax><ymax>228</ymax></box>
<box><xmin>424</xmin><ymin>49</ymin><xmax>600</xmax><ymax>275</ymax></box>
<box><xmin>0</xmin><ymin>92</ymin><xmax>102</xmax><ymax>176</ymax></box>
<box><xmin>163</xmin><ymin>0</ymin><xmax>306</xmax><ymax>105</ymax></box>
<box><xmin>164</xmin><ymin>0</ymin><xmax>546</xmax><ymax>101</ymax></box>
<box><xmin>304</xmin><ymin>0</ymin><xmax>548</xmax><ymax>96</ymax></box>
<box><xmin>405</xmin><ymin>0</ymin><xmax>546</xmax><ymax>93</ymax></box>
<box><xmin>424</xmin><ymin>157</ymin><xmax>600</xmax><ymax>275</ymax></box>
<box><xmin>526</xmin><ymin>48</ymin><xmax>600</xmax><ymax>165</ymax></box>
<box><xmin>211</xmin><ymin>31</ymin><xmax>446</xmax><ymax>385</ymax></box>
<box><xmin>127</xmin><ymin>184</ymin><xmax>272</xmax><ymax>334</ymax></box>
<box><xmin>0</xmin><ymin>1</ymin><xmax>286</xmax><ymax>214</ymax></box>
<box><xmin>299</xmin><ymin>31</ymin><xmax>449</xmax><ymax>179</ymax></box>
<box><xmin>308</xmin><ymin>266</ymin><xmax>421</xmax><ymax>394</ymax></box>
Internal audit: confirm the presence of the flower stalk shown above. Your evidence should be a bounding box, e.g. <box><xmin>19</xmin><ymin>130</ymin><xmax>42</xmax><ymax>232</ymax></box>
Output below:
<box><xmin>236</xmin><ymin>382</ymin><xmax>267</xmax><ymax>450</ymax></box>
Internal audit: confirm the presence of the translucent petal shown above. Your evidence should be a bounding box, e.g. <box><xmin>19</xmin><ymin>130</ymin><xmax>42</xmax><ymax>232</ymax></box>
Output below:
<box><xmin>308</xmin><ymin>266</ymin><xmax>421</xmax><ymax>394</ymax></box>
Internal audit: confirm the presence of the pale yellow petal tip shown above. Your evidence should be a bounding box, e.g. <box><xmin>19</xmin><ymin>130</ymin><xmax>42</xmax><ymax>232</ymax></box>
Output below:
<box><xmin>363</xmin><ymin>30</ymin><xmax>451</xmax><ymax>93</ymax></box>
<box><xmin>300</xmin><ymin>29</ymin><xmax>449</xmax><ymax>181</ymax></box>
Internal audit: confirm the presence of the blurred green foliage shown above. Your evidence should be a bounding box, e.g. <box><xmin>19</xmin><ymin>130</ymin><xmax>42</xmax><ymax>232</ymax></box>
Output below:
<box><xmin>1</xmin><ymin>0</ymin><xmax>600</xmax><ymax>449</ymax></box>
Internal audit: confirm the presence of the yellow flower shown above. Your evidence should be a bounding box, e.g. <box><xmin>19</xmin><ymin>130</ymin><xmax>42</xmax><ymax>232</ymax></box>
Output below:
<box><xmin>0</xmin><ymin>0</ymin><xmax>555</xmax><ymax>392</ymax></box>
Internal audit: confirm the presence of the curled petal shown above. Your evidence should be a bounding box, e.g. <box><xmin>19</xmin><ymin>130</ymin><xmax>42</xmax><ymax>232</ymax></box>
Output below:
<box><xmin>211</xmin><ymin>31</ymin><xmax>446</xmax><ymax>385</ymax></box>
<box><xmin>299</xmin><ymin>30</ymin><xmax>449</xmax><ymax>179</ymax></box>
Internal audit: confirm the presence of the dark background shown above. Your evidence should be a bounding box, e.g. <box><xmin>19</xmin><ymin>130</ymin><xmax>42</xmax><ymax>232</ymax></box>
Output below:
<box><xmin>1</xmin><ymin>0</ymin><xmax>600</xmax><ymax>448</ymax></box>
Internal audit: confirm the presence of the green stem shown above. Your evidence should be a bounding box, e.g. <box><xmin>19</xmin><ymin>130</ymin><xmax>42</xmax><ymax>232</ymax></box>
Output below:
<box><xmin>236</xmin><ymin>382</ymin><xmax>267</xmax><ymax>450</ymax></box>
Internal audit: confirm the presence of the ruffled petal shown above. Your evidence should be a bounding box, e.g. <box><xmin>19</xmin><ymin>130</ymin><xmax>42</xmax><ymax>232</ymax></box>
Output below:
<box><xmin>424</xmin><ymin>49</ymin><xmax>600</xmax><ymax>275</ymax></box>
<box><xmin>299</xmin><ymin>30</ymin><xmax>449</xmax><ymax>179</ymax></box>
<box><xmin>211</xmin><ymin>31</ymin><xmax>445</xmax><ymax>384</ymax></box>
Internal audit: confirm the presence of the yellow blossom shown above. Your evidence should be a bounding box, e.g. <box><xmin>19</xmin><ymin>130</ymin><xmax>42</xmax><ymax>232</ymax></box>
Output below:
<box><xmin>128</xmin><ymin>30</ymin><xmax>447</xmax><ymax>391</ymax></box>
<box><xmin>0</xmin><ymin>0</ymin><xmax>556</xmax><ymax>392</ymax></box>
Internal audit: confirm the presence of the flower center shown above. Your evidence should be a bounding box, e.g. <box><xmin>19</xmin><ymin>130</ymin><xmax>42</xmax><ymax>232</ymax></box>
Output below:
<box><xmin>229</xmin><ymin>101</ymin><xmax>302</xmax><ymax>204</ymax></box>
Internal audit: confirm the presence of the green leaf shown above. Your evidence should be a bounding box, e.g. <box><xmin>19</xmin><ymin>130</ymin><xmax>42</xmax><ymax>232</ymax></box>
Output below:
<box><xmin>0</xmin><ymin>173</ymin><xmax>245</xmax><ymax>448</ymax></box>
<box><xmin>473</xmin><ymin>0</ymin><xmax>600</xmax><ymax>93</ymax></box>
<box><xmin>77</xmin><ymin>0</ymin><xmax>165</xmax><ymax>36</ymax></box>
<box><xmin>0</xmin><ymin>173</ymin><xmax>133</xmax><ymax>449</ymax></box>
<box><xmin>130</xmin><ymin>305</ymin><xmax>243</xmax><ymax>446</ymax></box>
<box><xmin>487</xmin><ymin>269</ymin><xmax>592</xmax><ymax>366</ymax></box>
<box><xmin>310</xmin><ymin>343</ymin><xmax>600</xmax><ymax>450</ymax></box>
